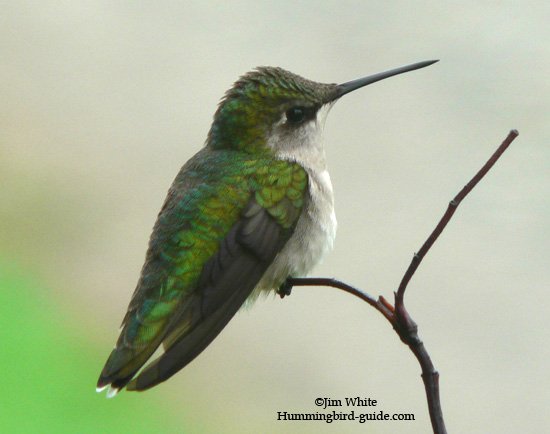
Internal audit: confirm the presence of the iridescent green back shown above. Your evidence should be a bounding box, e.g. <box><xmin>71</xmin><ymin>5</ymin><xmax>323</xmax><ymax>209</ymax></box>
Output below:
<box><xmin>98</xmin><ymin>148</ymin><xmax>308</xmax><ymax>389</ymax></box>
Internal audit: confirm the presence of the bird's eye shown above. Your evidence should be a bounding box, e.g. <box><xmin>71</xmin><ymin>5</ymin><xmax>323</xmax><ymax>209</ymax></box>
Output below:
<box><xmin>285</xmin><ymin>107</ymin><xmax>306</xmax><ymax>124</ymax></box>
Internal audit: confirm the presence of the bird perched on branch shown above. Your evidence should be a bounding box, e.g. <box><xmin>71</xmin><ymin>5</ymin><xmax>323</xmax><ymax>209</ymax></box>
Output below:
<box><xmin>97</xmin><ymin>60</ymin><xmax>438</xmax><ymax>397</ymax></box>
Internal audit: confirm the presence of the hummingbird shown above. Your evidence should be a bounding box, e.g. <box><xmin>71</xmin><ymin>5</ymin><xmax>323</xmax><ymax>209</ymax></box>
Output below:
<box><xmin>97</xmin><ymin>59</ymin><xmax>438</xmax><ymax>397</ymax></box>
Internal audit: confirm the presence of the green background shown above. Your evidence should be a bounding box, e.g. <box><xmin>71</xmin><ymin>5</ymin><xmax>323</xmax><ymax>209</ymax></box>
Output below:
<box><xmin>0</xmin><ymin>264</ymin><xmax>186</xmax><ymax>433</ymax></box>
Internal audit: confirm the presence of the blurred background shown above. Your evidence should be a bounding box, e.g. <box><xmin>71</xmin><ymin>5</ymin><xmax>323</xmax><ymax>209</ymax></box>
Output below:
<box><xmin>1</xmin><ymin>2</ymin><xmax>549</xmax><ymax>433</ymax></box>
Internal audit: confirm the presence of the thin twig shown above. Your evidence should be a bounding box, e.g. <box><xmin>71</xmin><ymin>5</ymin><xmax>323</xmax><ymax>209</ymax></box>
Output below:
<box><xmin>285</xmin><ymin>277</ymin><xmax>394</xmax><ymax>321</ymax></box>
<box><xmin>286</xmin><ymin>130</ymin><xmax>519</xmax><ymax>434</ymax></box>
<box><xmin>395</xmin><ymin>129</ymin><xmax>520</xmax><ymax>306</ymax></box>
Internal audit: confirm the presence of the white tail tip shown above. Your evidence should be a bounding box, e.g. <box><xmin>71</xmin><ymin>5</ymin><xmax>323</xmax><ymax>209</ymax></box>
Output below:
<box><xmin>106</xmin><ymin>386</ymin><xmax>120</xmax><ymax>399</ymax></box>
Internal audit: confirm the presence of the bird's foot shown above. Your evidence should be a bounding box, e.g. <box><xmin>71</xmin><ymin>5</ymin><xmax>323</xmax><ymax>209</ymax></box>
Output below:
<box><xmin>277</xmin><ymin>279</ymin><xmax>294</xmax><ymax>299</ymax></box>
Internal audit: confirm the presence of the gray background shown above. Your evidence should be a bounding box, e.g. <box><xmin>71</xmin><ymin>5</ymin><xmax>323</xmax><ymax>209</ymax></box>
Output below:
<box><xmin>2</xmin><ymin>1</ymin><xmax>549</xmax><ymax>433</ymax></box>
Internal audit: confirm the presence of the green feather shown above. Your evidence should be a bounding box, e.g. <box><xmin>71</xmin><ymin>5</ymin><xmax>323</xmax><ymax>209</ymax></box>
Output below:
<box><xmin>97</xmin><ymin>147</ymin><xmax>308</xmax><ymax>390</ymax></box>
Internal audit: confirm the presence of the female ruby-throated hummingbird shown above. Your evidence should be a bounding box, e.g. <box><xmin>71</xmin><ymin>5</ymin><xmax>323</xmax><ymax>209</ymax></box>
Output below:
<box><xmin>97</xmin><ymin>60</ymin><xmax>438</xmax><ymax>397</ymax></box>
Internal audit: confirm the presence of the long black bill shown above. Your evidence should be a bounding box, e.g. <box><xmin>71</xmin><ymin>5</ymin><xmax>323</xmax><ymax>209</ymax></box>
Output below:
<box><xmin>333</xmin><ymin>60</ymin><xmax>438</xmax><ymax>100</ymax></box>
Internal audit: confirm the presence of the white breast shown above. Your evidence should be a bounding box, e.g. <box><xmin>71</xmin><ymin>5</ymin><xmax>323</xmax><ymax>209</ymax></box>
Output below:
<box><xmin>283</xmin><ymin>167</ymin><xmax>337</xmax><ymax>274</ymax></box>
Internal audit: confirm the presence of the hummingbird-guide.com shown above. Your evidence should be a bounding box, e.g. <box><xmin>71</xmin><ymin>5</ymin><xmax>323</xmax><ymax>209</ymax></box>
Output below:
<box><xmin>97</xmin><ymin>60</ymin><xmax>438</xmax><ymax>397</ymax></box>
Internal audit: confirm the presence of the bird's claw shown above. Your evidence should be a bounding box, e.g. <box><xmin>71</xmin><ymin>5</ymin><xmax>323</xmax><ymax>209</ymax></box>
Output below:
<box><xmin>277</xmin><ymin>279</ymin><xmax>294</xmax><ymax>298</ymax></box>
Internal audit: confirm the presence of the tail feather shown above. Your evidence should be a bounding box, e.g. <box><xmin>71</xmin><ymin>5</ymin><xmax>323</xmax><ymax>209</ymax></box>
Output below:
<box><xmin>127</xmin><ymin>270</ymin><xmax>254</xmax><ymax>391</ymax></box>
<box><xmin>96</xmin><ymin>336</ymin><xmax>164</xmax><ymax>394</ymax></box>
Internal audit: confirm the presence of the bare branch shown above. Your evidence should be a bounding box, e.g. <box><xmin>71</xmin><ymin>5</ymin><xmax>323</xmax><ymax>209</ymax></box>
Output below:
<box><xmin>286</xmin><ymin>130</ymin><xmax>519</xmax><ymax>434</ymax></box>
<box><xmin>285</xmin><ymin>277</ymin><xmax>394</xmax><ymax>320</ymax></box>
<box><xmin>395</xmin><ymin>129</ymin><xmax>520</xmax><ymax>306</ymax></box>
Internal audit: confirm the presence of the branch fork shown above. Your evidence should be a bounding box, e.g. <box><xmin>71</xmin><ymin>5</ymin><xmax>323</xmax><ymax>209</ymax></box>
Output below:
<box><xmin>281</xmin><ymin>130</ymin><xmax>519</xmax><ymax>434</ymax></box>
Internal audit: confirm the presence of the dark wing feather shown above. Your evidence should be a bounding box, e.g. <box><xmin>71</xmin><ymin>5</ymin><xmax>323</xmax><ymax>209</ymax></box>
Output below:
<box><xmin>126</xmin><ymin>201</ymin><xmax>287</xmax><ymax>391</ymax></box>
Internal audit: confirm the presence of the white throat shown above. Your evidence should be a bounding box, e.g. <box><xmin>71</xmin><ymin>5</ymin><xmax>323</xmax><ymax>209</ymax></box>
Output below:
<box><xmin>267</xmin><ymin>103</ymin><xmax>333</xmax><ymax>174</ymax></box>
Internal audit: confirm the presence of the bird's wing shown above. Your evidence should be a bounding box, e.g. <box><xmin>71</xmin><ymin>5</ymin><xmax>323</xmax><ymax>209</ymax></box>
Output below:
<box><xmin>97</xmin><ymin>149</ymin><xmax>307</xmax><ymax>393</ymax></box>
